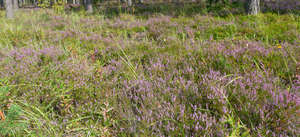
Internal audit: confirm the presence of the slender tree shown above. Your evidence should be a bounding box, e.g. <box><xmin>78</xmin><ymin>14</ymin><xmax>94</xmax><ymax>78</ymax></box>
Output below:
<box><xmin>13</xmin><ymin>0</ymin><xmax>18</xmax><ymax>9</ymax></box>
<box><xmin>127</xmin><ymin>0</ymin><xmax>132</xmax><ymax>6</ymax></box>
<box><xmin>248</xmin><ymin>0</ymin><xmax>260</xmax><ymax>15</ymax></box>
<box><xmin>18</xmin><ymin>0</ymin><xmax>22</xmax><ymax>7</ymax></box>
<box><xmin>5</xmin><ymin>0</ymin><xmax>14</xmax><ymax>18</ymax></box>
<box><xmin>85</xmin><ymin>0</ymin><xmax>93</xmax><ymax>13</ymax></box>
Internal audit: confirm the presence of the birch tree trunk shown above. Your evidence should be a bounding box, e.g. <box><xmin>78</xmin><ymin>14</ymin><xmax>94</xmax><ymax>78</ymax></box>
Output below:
<box><xmin>5</xmin><ymin>0</ymin><xmax>14</xmax><ymax>18</ymax></box>
<box><xmin>33</xmin><ymin>0</ymin><xmax>36</xmax><ymax>6</ymax></box>
<box><xmin>13</xmin><ymin>0</ymin><xmax>18</xmax><ymax>9</ymax></box>
<box><xmin>85</xmin><ymin>0</ymin><xmax>93</xmax><ymax>13</ymax></box>
<box><xmin>18</xmin><ymin>0</ymin><xmax>22</xmax><ymax>7</ymax></box>
<box><xmin>127</xmin><ymin>0</ymin><xmax>132</xmax><ymax>6</ymax></box>
<box><xmin>248</xmin><ymin>0</ymin><xmax>260</xmax><ymax>15</ymax></box>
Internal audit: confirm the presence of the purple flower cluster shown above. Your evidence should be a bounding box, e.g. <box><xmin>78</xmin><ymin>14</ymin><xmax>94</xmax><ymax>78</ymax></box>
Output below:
<box><xmin>0</xmin><ymin>46</ymin><xmax>63</xmax><ymax>81</ymax></box>
<box><xmin>264</xmin><ymin>0</ymin><xmax>300</xmax><ymax>11</ymax></box>
<box><xmin>112</xmin><ymin>55</ymin><xmax>299</xmax><ymax>136</ymax></box>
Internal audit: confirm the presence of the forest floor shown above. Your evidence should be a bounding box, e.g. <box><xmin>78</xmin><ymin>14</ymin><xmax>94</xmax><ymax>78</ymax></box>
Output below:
<box><xmin>0</xmin><ymin>9</ymin><xmax>299</xmax><ymax>136</ymax></box>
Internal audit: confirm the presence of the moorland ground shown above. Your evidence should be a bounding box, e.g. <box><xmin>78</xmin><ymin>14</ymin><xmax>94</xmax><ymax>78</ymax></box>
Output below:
<box><xmin>0</xmin><ymin>7</ymin><xmax>299</xmax><ymax>136</ymax></box>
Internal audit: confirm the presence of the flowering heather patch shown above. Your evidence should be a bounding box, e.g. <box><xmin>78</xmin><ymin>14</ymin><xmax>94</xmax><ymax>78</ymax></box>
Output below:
<box><xmin>0</xmin><ymin>9</ymin><xmax>299</xmax><ymax>136</ymax></box>
<box><xmin>113</xmin><ymin>57</ymin><xmax>299</xmax><ymax>136</ymax></box>
<box><xmin>0</xmin><ymin>46</ymin><xmax>64</xmax><ymax>80</ymax></box>
<box><xmin>263</xmin><ymin>0</ymin><xmax>300</xmax><ymax>11</ymax></box>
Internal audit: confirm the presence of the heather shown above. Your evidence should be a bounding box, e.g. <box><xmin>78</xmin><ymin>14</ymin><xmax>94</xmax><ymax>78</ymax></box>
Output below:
<box><xmin>0</xmin><ymin>8</ymin><xmax>299</xmax><ymax>136</ymax></box>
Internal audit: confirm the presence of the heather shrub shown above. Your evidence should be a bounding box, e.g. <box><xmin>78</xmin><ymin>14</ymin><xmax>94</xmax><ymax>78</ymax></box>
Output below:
<box><xmin>112</xmin><ymin>55</ymin><xmax>299</xmax><ymax>136</ymax></box>
<box><xmin>0</xmin><ymin>9</ymin><xmax>299</xmax><ymax>136</ymax></box>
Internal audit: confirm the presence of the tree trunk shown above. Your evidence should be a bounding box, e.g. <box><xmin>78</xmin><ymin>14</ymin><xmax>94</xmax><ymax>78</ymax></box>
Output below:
<box><xmin>33</xmin><ymin>0</ymin><xmax>36</xmax><ymax>7</ymax></box>
<box><xmin>5</xmin><ymin>0</ymin><xmax>14</xmax><ymax>18</ymax></box>
<box><xmin>13</xmin><ymin>0</ymin><xmax>18</xmax><ymax>9</ymax></box>
<box><xmin>18</xmin><ymin>0</ymin><xmax>22</xmax><ymax>7</ymax></box>
<box><xmin>127</xmin><ymin>0</ymin><xmax>132</xmax><ymax>6</ymax></box>
<box><xmin>85</xmin><ymin>0</ymin><xmax>93</xmax><ymax>13</ymax></box>
<box><xmin>248</xmin><ymin>0</ymin><xmax>260</xmax><ymax>15</ymax></box>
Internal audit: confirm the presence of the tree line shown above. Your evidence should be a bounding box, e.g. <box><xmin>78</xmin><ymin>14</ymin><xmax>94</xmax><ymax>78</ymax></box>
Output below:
<box><xmin>1</xmin><ymin>0</ymin><xmax>261</xmax><ymax>18</ymax></box>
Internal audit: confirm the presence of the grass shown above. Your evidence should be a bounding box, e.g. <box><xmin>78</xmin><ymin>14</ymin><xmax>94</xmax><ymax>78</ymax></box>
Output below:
<box><xmin>0</xmin><ymin>7</ymin><xmax>299</xmax><ymax>136</ymax></box>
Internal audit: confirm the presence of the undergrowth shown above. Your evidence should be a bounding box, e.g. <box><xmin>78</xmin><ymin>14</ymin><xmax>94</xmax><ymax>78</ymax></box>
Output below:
<box><xmin>0</xmin><ymin>8</ymin><xmax>299</xmax><ymax>136</ymax></box>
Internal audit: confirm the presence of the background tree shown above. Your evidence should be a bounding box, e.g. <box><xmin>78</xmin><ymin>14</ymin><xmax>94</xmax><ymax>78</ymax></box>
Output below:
<box><xmin>127</xmin><ymin>0</ymin><xmax>132</xmax><ymax>6</ymax></box>
<box><xmin>5</xmin><ymin>0</ymin><xmax>14</xmax><ymax>18</ymax></box>
<box><xmin>248</xmin><ymin>0</ymin><xmax>260</xmax><ymax>15</ymax></box>
<box><xmin>85</xmin><ymin>0</ymin><xmax>93</xmax><ymax>13</ymax></box>
<box><xmin>13</xmin><ymin>0</ymin><xmax>18</xmax><ymax>9</ymax></box>
<box><xmin>18</xmin><ymin>0</ymin><xmax>22</xmax><ymax>7</ymax></box>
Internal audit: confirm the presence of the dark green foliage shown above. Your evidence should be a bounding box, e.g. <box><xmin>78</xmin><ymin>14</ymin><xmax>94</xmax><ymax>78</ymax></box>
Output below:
<box><xmin>0</xmin><ymin>85</ymin><xmax>26</xmax><ymax>136</ymax></box>
<box><xmin>0</xmin><ymin>104</ymin><xmax>26</xmax><ymax>136</ymax></box>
